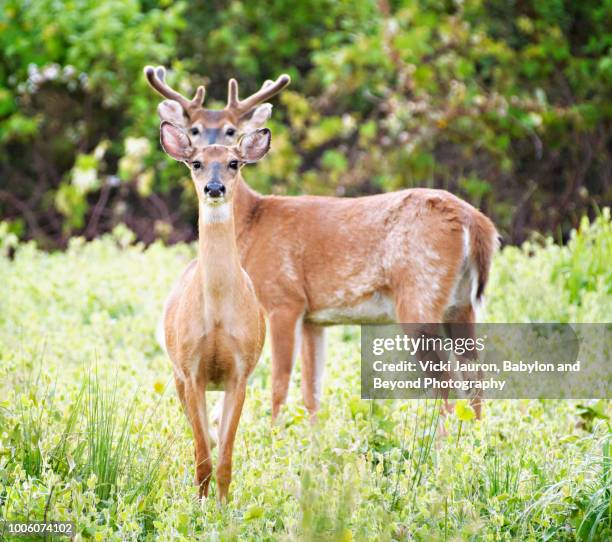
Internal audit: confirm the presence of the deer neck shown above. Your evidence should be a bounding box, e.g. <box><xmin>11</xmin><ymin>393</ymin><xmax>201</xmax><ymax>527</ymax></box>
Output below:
<box><xmin>232</xmin><ymin>177</ymin><xmax>263</xmax><ymax>237</ymax></box>
<box><xmin>197</xmin><ymin>200</ymin><xmax>241</xmax><ymax>304</ymax></box>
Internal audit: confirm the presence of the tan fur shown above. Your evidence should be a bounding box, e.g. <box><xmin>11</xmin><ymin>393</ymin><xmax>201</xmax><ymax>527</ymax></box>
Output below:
<box><xmin>228</xmin><ymin>181</ymin><xmax>498</xmax><ymax>419</ymax></box>
<box><xmin>162</xmin><ymin>141</ymin><xmax>265</xmax><ymax>500</ymax></box>
<box><xmin>147</xmin><ymin>70</ymin><xmax>499</xmax><ymax>420</ymax></box>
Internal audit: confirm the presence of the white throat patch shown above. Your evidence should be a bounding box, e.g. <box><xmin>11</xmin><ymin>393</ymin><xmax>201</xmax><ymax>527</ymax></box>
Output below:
<box><xmin>202</xmin><ymin>202</ymin><xmax>231</xmax><ymax>224</ymax></box>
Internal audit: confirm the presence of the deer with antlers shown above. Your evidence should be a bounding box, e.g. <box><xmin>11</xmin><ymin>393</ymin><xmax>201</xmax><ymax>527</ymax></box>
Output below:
<box><xmin>146</xmin><ymin>67</ymin><xmax>498</xmax><ymax>421</ymax></box>
<box><xmin>145</xmin><ymin>66</ymin><xmax>290</xmax><ymax>146</ymax></box>
<box><xmin>158</xmin><ymin>121</ymin><xmax>269</xmax><ymax>500</ymax></box>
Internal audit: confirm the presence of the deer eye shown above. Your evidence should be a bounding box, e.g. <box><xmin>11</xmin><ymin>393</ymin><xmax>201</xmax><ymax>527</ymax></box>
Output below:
<box><xmin>226</xmin><ymin>128</ymin><xmax>236</xmax><ymax>136</ymax></box>
<box><xmin>228</xmin><ymin>160</ymin><xmax>239</xmax><ymax>170</ymax></box>
<box><xmin>192</xmin><ymin>161</ymin><xmax>202</xmax><ymax>170</ymax></box>
<box><xmin>190</xmin><ymin>127</ymin><xmax>199</xmax><ymax>136</ymax></box>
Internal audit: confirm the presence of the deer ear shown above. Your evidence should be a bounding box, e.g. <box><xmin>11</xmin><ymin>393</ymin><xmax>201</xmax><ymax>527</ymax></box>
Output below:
<box><xmin>238</xmin><ymin>128</ymin><xmax>271</xmax><ymax>163</ymax></box>
<box><xmin>158</xmin><ymin>100</ymin><xmax>187</xmax><ymax>127</ymax></box>
<box><xmin>241</xmin><ymin>103</ymin><xmax>272</xmax><ymax>131</ymax></box>
<box><xmin>160</xmin><ymin>122</ymin><xmax>193</xmax><ymax>161</ymax></box>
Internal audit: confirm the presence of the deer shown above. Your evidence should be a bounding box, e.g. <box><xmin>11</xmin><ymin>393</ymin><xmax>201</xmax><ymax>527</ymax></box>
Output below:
<box><xmin>144</xmin><ymin>65</ymin><xmax>290</xmax><ymax>145</ymax></box>
<box><xmin>145</xmin><ymin>68</ymin><xmax>499</xmax><ymax>421</ymax></box>
<box><xmin>158</xmin><ymin>122</ymin><xmax>269</xmax><ymax>500</ymax></box>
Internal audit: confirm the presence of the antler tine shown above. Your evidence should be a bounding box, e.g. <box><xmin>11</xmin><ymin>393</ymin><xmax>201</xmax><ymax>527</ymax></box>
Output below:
<box><xmin>191</xmin><ymin>85</ymin><xmax>205</xmax><ymax>108</ymax></box>
<box><xmin>144</xmin><ymin>65</ymin><xmax>205</xmax><ymax>112</ymax></box>
<box><xmin>227</xmin><ymin>78</ymin><xmax>240</xmax><ymax>109</ymax></box>
<box><xmin>144</xmin><ymin>65</ymin><xmax>190</xmax><ymax>110</ymax></box>
<box><xmin>226</xmin><ymin>74</ymin><xmax>291</xmax><ymax>115</ymax></box>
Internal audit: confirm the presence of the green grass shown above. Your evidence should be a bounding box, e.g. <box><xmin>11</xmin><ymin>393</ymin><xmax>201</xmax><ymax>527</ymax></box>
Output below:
<box><xmin>0</xmin><ymin>212</ymin><xmax>610</xmax><ymax>541</ymax></box>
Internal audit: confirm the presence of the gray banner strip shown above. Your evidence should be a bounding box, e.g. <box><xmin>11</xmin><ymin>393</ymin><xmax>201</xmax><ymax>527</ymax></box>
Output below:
<box><xmin>361</xmin><ymin>324</ymin><xmax>611</xmax><ymax>399</ymax></box>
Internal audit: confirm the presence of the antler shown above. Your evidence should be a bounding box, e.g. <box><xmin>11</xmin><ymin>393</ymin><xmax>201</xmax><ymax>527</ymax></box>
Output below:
<box><xmin>226</xmin><ymin>74</ymin><xmax>291</xmax><ymax>116</ymax></box>
<box><xmin>144</xmin><ymin>65</ymin><xmax>205</xmax><ymax>113</ymax></box>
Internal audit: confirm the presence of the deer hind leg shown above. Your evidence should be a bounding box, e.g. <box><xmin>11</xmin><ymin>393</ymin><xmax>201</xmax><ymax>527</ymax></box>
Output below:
<box><xmin>173</xmin><ymin>370</ymin><xmax>187</xmax><ymax>411</ymax></box>
<box><xmin>176</xmin><ymin>372</ymin><xmax>219</xmax><ymax>446</ymax></box>
<box><xmin>444</xmin><ymin>305</ymin><xmax>482</xmax><ymax>418</ymax></box>
<box><xmin>300</xmin><ymin>322</ymin><xmax>325</xmax><ymax>421</ymax></box>
<box><xmin>216</xmin><ymin>379</ymin><xmax>247</xmax><ymax>502</ymax></box>
<box><xmin>184</xmin><ymin>378</ymin><xmax>212</xmax><ymax>498</ymax></box>
<box><xmin>269</xmin><ymin>306</ymin><xmax>304</xmax><ymax>422</ymax></box>
<box><xmin>394</xmin><ymin>287</ymin><xmax>452</xmax><ymax>412</ymax></box>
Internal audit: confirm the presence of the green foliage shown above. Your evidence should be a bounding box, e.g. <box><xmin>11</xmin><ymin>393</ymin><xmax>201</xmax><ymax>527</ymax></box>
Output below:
<box><xmin>487</xmin><ymin>209</ymin><xmax>612</xmax><ymax>322</ymax></box>
<box><xmin>0</xmin><ymin>213</ymin><xmax>610</xmax><ymax>539</ymax></box>
<box><xmin>1</xmin><ymin>0</ymin><xmax>611</xmax><ymax>246</ymax></box>
<box><xmin>0</xmin><ymin>0</ymin><xmax>187</xmax><ymax>245</ymax></box>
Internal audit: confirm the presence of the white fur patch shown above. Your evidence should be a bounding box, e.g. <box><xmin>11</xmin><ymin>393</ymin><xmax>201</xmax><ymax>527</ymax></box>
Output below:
<box><xmin>307</xmin><ymin>291</ymin><xmax>396</xmax><ymax>325</ymax></box>
<box><xmin>462</xmin><ymin>227</ymin><xmax>479</xmax><ymax>308</ymax></box>
<box><xmin>202</xmin><ymin>202</ymin><xmax>230</xmax><ymax>224</ymax></box>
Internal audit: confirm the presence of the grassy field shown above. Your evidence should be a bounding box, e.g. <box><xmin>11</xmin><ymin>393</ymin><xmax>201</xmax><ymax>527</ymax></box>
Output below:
<box><xmin>0</xmin><ymin>212</ymin><xmax>610</xmax><ymax>541</ymax></box>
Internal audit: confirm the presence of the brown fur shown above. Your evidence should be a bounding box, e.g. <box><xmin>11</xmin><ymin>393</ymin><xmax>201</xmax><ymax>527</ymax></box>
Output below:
<box><xmin>146</xmin><ymin>69</ymin><xmax>499</xmax><ymax>419</ymax></box>
<box><xmin>227</xmin><ymin>180</ymin><xmax>498</xmax><ymax>419</ymax></box>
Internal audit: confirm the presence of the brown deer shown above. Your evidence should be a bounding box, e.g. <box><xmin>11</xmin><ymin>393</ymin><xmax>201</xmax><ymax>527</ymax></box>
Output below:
<box><xmin>146</xmin><ymin>70</ymin><xmax>498</xmax><ymax>421</ymax></box>
<box><xmin>159</xmin><ymin>122</ymin><xmax>268</xmax><ymax>500</ymax></box>
<box><xmin>144</xmin><ymin>65</ymin><xmax>290</xmax><ymax>145</ymax></box>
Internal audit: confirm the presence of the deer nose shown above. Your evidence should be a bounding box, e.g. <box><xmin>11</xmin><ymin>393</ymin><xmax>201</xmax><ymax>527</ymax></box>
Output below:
<box><xmin>204</xmin><ymin>181</ymin><xmax>226</xmax><ymax>198</ymax></box>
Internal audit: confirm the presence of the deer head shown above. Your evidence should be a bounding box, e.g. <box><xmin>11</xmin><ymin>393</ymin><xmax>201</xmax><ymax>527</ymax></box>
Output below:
<box><xmin>145</xmin><ymin>66</ymin><xmax>289</xmax><ymax>146</ymax></box>
<box><xmin>160</xmin><ymin>122</ymin><xmax>271</xmax><ymax>208</ymax></box>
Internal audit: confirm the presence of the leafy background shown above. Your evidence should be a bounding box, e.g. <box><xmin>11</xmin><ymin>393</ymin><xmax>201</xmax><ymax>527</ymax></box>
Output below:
<box><xmin>1</xmin><ymin>0</ymin><xmax>610</xmax><ymax>248</ymax></box>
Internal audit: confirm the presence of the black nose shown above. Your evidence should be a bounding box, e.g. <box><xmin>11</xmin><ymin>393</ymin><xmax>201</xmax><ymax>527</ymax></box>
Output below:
<box><xmin>204</xmin><ymin>181</ymin><xmax>226</xmax><ymax>198</ymax></box>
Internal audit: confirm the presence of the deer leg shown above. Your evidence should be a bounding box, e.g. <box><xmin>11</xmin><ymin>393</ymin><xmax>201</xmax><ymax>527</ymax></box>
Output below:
<box><xmin>269</xmin><ymin>306</ymin><xmax>303</xmax><ymax>422</ymax></box>
<box><xmin>173</xmin><ymin>371</ymin><xmax>187</xmax><ymax>412</ymax></box>
<box><xmin>445</xmin><ymin>305</ymin><xmax>482</xmax><ymax>418</ymax></box>
<box><xmin>176</xmin><ymin>369</ymin><xmax>221</xmax><ymax>436</ymax></box>
<box><xmin>216</xmin><ymin>379</ymin><xmax>247</xmax><ymax>502</ymax></box>
<box><xmin>300</xmin><ymin>322</ymin><xmax>325</xmax><ymax>421</ymax></box>
<box><xmin>394</xmin><ymin>290</ymin><xmax>451</xmax><ymax>411</ymax></box>
<box><xmin>184</xmin><ymin>378</ymin><xmax>212</xmax><ymax>498</ymax></box>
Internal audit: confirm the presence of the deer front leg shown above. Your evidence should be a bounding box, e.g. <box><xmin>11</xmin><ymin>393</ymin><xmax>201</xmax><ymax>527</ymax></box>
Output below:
<box><xmin>183</xmin><ymin>378</ymin><xmax>212</xmax><ymax>498</ymax></box>
<box><xmin>269</xmin><ymin>306</ymin><xmax>304</xmax><ymax>422</ymax></box>
<box><xmin>300</xmin><ymin>322</ymin><xmax>325</xmax><ymax>420</ymax></box>
<box><xmin>216</xmin><ymin>379</ymin><xmax>247</xmax><ymax>501</ymax></box>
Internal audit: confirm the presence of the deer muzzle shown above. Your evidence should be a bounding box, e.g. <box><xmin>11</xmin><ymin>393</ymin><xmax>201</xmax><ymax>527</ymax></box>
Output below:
<box><xmin>204</xmin><ymin>181</ymin><xmax>225</xmax><ymax>200</ymax></box>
